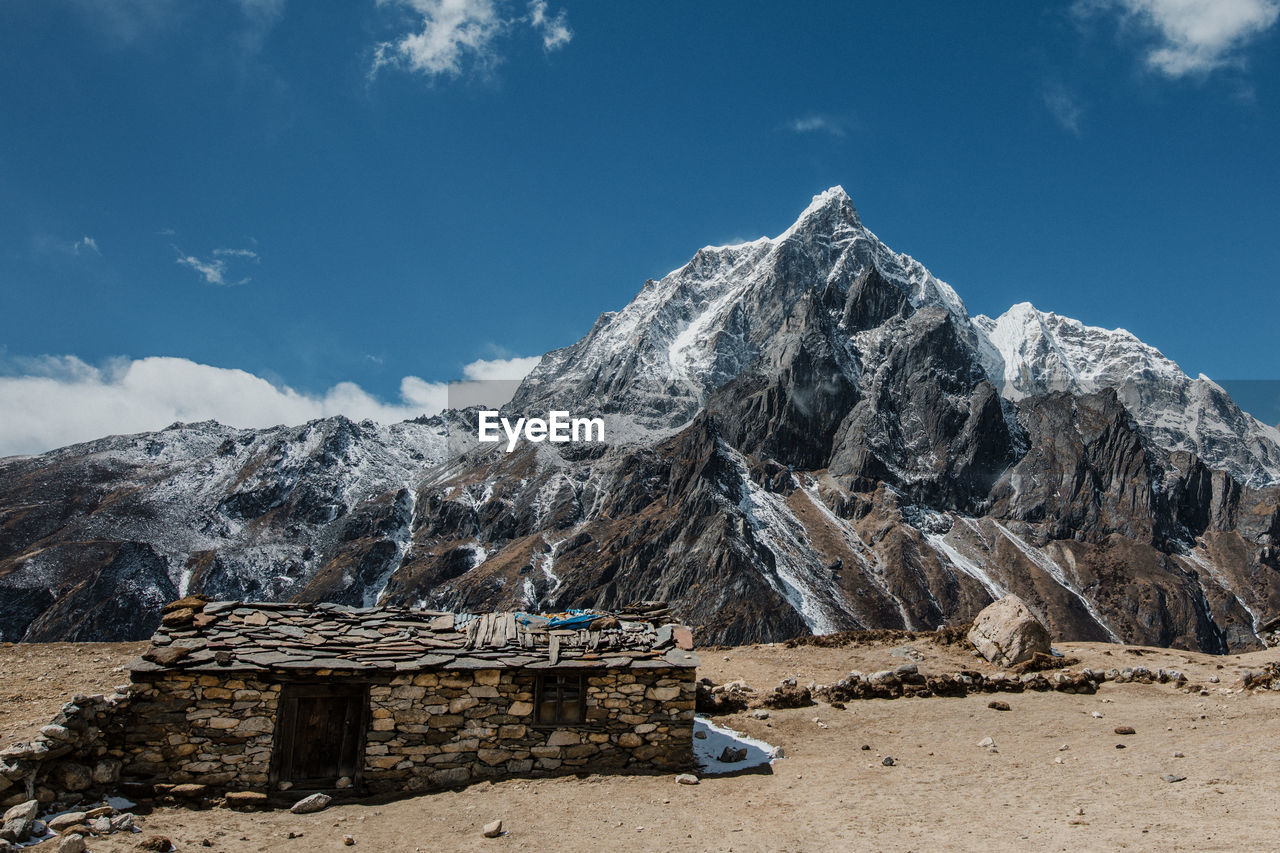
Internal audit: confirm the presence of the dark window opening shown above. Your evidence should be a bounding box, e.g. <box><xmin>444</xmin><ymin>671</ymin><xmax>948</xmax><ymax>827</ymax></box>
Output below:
<box><xmin>535</xmin><ymin>673</ymin><xmax>584</xmax><ymax>725</ymax></box>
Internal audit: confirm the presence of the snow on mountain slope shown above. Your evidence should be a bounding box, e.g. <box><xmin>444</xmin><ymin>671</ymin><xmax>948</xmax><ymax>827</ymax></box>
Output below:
<box><xmin>511</xmin><ymin>187</ymin><xmax>972</xmax><ymax>427</ymax></box>
<box><xmin>973</xmin><ymin>303</ymin><xmax>1280</xmax><ymax>487</ymax></box>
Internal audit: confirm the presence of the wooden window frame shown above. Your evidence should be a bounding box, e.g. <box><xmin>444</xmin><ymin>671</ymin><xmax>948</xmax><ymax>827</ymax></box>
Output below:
<box><xmin>533</xmin><ymin>672</ymin><xmax>588</xmax><ymax>727</ymax></box>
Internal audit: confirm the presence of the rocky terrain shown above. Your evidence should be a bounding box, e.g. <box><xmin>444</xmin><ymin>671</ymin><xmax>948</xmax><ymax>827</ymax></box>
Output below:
<box><xmin>2</xmin><ymin>188</ymin><xmax>1279</xmax><ymax>650</ymax></box>
<box><xmin>3</xmin><ymin>635</ymin><xmax>1280</xmax><ymax>852</ymax></box>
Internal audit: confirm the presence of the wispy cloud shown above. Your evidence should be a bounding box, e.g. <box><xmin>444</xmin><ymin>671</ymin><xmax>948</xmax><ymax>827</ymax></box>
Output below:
<box><xmin>175</xmin><ymin>246</ymin><xmax>259</xmax><ymax>286</ymax></box>
<box><xmin>212</xmin><ymin>247</ymin><xmax>260</xmax><ymax>260</ymax></box>
<box><xmin>0</xmin><ymin>353</ymin><xmax>536</xmax><ymax>456</ymax></box>
<box><xmin>1042</xmin><ymin>83</ymin><xmax>1084</xmax><ymax>134</ymax></box>
<box><xmin>1076</xmin><ymin>0</ymin><xmax>1280</xmax><ymax>77</ymax></box>
<box><xmin>33</xmin><ymin>234</ymin><xmax>102</xmax><ymax>258</ymax></box>
<box><xmin>786</xmin><ymin>114</ymin><xmax>849</xmax><ymax>138</ymax></box>
<box><xmin>527</xmin><ymin>0</ymin><xmax>571</xmax><ymax>50</ymax></box>
<box><xmin>370</xmin><ymin>0</ymin><xmax>572</xmax><ymax>81</ymax></box>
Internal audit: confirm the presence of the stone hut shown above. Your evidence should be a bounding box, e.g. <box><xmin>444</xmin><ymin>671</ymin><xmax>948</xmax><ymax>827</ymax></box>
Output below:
<box><xmin>120</xmin><ymin>599</ymin><xmax>698</xmax><ymax>796</ymax></box>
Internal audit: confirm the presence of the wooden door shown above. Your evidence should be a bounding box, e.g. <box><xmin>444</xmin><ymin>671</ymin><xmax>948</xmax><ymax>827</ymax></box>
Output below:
<box><xmin>271</xmin><ymin>683</ymin><xmax>369</xmax><ymax>790</ymax></box>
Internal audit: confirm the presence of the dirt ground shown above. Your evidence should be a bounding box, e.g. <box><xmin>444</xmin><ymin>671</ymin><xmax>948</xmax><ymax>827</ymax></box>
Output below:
<box><xmin>0</xmin><ymin>642</ymin><xmax>145</xmax><ymax>746</ymax></box>
<box><xmin>5</xmin><ymin>636</ymin><xmax>1280</xmax><ymax>852</ymax></box>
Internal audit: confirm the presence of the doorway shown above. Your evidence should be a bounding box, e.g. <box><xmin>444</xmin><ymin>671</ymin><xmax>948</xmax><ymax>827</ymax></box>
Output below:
<box><xmin>270</xmin><ymin>683</ymin><xmax>369</xmax><ymax>790</ymax></box>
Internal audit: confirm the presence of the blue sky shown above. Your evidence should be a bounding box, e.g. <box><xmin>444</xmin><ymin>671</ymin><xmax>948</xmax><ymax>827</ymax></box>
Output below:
<box><xmin>2</xmin><ymin>0</ymin><xmax>1279</xmax><ymax>453</ymax></box>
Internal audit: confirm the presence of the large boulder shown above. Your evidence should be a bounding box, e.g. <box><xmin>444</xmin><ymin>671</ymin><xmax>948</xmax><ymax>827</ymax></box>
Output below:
<box><xmin>968</xmin><ymin>595</ymin><xmax>1052</xmax><ymax>666</ymax></box>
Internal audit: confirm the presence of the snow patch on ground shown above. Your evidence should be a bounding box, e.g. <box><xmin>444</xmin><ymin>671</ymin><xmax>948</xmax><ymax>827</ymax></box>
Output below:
<box><xmin>693</xmin><ymin>715</ymin><xmax>782</xmax><ymax>775</ymax></box>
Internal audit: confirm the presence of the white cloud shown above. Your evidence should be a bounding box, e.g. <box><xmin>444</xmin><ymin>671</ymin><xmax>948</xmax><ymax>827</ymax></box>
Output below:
<box><xmin>212</xmin><ymin>247</ymin><xmax>260</xmax><ymax>260</ymax></box>
<box><xmin>786</xmin><ymin>114</ymin><xmax>848</xmax><ymax>138</ymax></box>
<box><xmin>175</xmin><ymin>246</ymin><xmax>258</xmax><ymax>286</ymax></box>
<box><xmin>0</xmin><ymin>353</ymin><xmax>538</xmax><ymax>456</ymax></box>
<box><xmin>527</xmin><ymin>0</ymin><xmax>571</xmax><ymax>50</ymax></box>
<box><xmin>371</xmin><ymin>0</ymin><xmax>571</xmax><ymax>80</ymax></box>
<box><xmin>1078</xmin><ymin>0</ymin><xmax>1280</xmax><ymax>77</ymax></box>
<box><xmin>1043</xmin><ymin>84</ymin><xmax>1084</xmax><ymax>134</ymax></box>
<box><xmin>33</xmin><ymin>234</ymin><xmax>101</xmax><ymax>258</ymax></box>
<box><xmin>461</xmin><ymin>355</ymin><xmax>541</xmax><ymax>380</ymax></box>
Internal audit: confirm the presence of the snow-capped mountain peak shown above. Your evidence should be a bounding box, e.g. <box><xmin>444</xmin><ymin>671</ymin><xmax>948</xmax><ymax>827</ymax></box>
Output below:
<box><xmin>971</xmin><ymin>302</ymin><xmax>1280</xmax><ymax>487</ymax></box>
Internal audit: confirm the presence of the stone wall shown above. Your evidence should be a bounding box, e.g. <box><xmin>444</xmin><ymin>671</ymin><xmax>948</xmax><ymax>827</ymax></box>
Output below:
<box><xmin>0</xmin><ymin>691</ymin><xmax>130</xmax><ymax>809</ymax></box>
<box><xmin>363</xmin><ymin>665</ymin><xmax>694</xmax><ymax>794</ymax></box>
<box><xmin>118</xmin><ymin>664</ymin><xmax>694</xmax><ymax>795</ymax></box>
<box><xmin>122</xmin><ymin>672</ymin><xmax>281</xmax><ymax>789</ymax></box>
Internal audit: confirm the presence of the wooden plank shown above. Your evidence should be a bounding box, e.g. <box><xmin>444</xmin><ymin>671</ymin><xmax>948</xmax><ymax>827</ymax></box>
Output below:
<box><xmin>548</xmin><ymin>633</ymin><xmax>560</xmax><ymax>666</ymax></box>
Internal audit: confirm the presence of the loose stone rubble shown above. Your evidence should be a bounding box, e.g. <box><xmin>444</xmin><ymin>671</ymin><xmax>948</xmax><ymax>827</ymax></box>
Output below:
<box><xmin>1</xmin><ymin>596</ymin><xmax>698</xmax><ymax>809</ymax></box>
<box><xmin>693</xmin><ymin>662</ymin><xmax>1201</xmax><ymax>712</ymax></box>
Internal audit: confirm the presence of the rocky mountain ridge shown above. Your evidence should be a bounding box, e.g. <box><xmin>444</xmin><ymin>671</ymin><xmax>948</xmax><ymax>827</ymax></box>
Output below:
<box><xmin>2</xmin><ymin>188</ymin><xmax>1277</xmax><ymax>650</ymax></box>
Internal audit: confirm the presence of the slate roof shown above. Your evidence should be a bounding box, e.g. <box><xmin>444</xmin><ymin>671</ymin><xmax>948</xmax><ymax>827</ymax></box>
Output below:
<box><xmin>129</xmin><ymin>597</ymin><xmax>698</xmax><ymax>677</ymax></box>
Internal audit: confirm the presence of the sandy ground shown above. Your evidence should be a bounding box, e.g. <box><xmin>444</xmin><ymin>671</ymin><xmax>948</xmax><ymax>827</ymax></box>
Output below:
<box><xmin>0</xmin><ymin>642</ymin><xmax>145</xmax><ymax>745</ymax></box>
<box><xmin>5</xmin><ymin>636</ymin><xmax>1280</xmax><ymax>852</ymax></box>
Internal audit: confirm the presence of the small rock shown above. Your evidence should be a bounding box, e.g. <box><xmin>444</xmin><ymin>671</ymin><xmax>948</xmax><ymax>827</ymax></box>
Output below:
<box><xmin>482</xmin><ymin>820</ymin><xmax>503</xmax><ymax>838</ymax></box>
<box><xmin>170</xmin><ymin>784</ymin><xmax>208</xmax><ymax>800</ymax></box>
<box><xmin>1173</xmin><ymin>751</ymin><xmax>1185</xmax><ymax>758</ymax></box>
<box><xmin>336</xmin><ymin>777</ymin><xmax>353</xmax><ymax>789</ymax></box>
<box><xmin>226</xmin><ymin>791</ymin><xmax>269</xmax><ymax>810</ymax></box>
<box><xmin>881</xmin><ymin>756</ymin><xmax>895</xmax><ymax>766</ymax></box>
<box><xmin>0</xmin><ymin>818</ymin><xmax>32</xmax><ymax>845</ymax></box>
<box><xmin>58</xmin><ymin>835</ymin><xmax>86</xmax><ymax>853</ymax></box>
<box><xmin>136</xmin><ymin>837</ymin><xmax>174</xmax><ymax>852</ymax></box>
<box><xmin>717</xmin><ymin>747</ymin><xmax>747</xmax><ymax>763</ymax></box>
<box><xmin>988</xmin><ymin>701</ymin><xmax>1011</xmax><ymax>711</ymax></box>
<box><xmin>1</xmin><ymin>803</ymin><xmax>36</xmax><ymax>825</ymax></box>
<box><xmin>675</xmin><ymin>774</ymin><xmax>699</xmax><ymax>786</ymax></box>
<box><xmin>1115</xmin><ymin>744</ymin><xmax>1126</xmax><ymax>749</ymax></box>
<box><xmin>85</xmin><ymin>807</ymin><xmax>113</xmax><ymax>820</ymax></box>
<box><xmin>343</xmin><ymin>835</ymin><xmax>355</xmax><ymax>846</ymax></box>
<box><xmin>290</xmin><ymin>793</ymin><xmax>332</xmax><ymax>815</ymax></box>
<box><xmin>1114</xmin><ymin>726</ymin><xmax>1136</xmax><ymax>735</ymax></box>
<box><xmin>750</xmin><ymin>710</ymin><xmax>770</xmax><ymax>720</ymax></box>
<box><xmin>693</xmin><ymin>731</ymin><xmax>707</xmax><ymax>739</ymax></box>
<box><xmin>1091</xmin><ymin>711</ymin><xmax>1103</xmax><ymax>719</ymax></box>
<box><xmin>976</xmin><ymin>737</ymin><xmax>996</xmax><ymax>748</ymax></box>
<box><xmin>1058</xmin><ymin>744</ymin><xmax>1070</xmax><ymax>751</ymax></box>
<box><xmin>1162</xmin><ymin>774</ymin><xmax>1187</xmax><ymax>783</ymax></box>
<box><xmin>90</xmin><ymin>817</ymin><xmax>113</xmax><ymax>834</ymax></box>
<box><xmin>861</xmin><ymin>745</ymin><xmax>871</xmax><ymax>751</ymax></box>
<box><xmin>48</xmin><ymin>812</ymin><xmax>88</xmax><ymax>833</ymax></box>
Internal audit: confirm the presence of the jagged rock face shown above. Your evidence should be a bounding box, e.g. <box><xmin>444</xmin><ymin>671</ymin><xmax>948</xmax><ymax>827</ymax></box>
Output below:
<box><xmin>828</xmin><ymin>306</ymin><xmax>1015</xmax><ymax>510</ymax></box>
<box><xmin>2</xmin><ymin>188</ymin><xmax>1279</xmax><ymax>651</ymax></box>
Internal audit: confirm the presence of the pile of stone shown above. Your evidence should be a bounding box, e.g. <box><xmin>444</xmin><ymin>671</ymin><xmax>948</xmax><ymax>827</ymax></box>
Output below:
<box><xmin>0</xmin><ymin>691</ymin><xmax>131</xmax><ymax>811</ymax></box>
<box><xmin>693</xmin><ymin>662</ymin><xmax>1195</xmax><ymax>713</ymax></box>
<box><xmin>813</xmin><ymin>664</ymin><xmax>1190</xmax><ymax>703</ymax></box>
<box><xmin>695</xmin><ymin>678</ymin><xmax>754</xmax><ymax>714</ymax></box>
<box><xmin>1241</xmin><ymin>662</ymin><xmax>1280</xmax><ymax>690</ymax></box>
<box><xmin>0</xmin><ymin>798</ymin><xmax>137</xmax><ymax>852</ymax></box>
<box><xmin>758</xmin><ymin>678</ymin><xmax>815</xmax><ymax>709</ymax></box>
<box><xmin>1258</xmin><ymin>616</ymin><xmax>1280</xmax><ymax>650</ymax></box>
